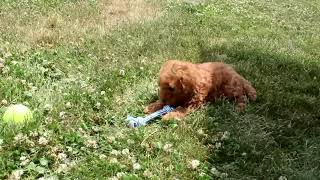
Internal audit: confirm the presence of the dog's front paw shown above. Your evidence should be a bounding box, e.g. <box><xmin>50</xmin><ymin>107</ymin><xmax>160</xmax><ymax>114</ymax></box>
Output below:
<box><xmin>144</xmin><ymin>101</ymin><xmax>165</xmax><ymax>114</ymax></box>
<box><xmin>235</xmin><ymin>103</ymin><xmax>245</xmax><ymax>112</ymax></box>
<box><xmin>143</xmin><ymin>106</ymin><xmax>152</xmax><ymax>114</ymax></box>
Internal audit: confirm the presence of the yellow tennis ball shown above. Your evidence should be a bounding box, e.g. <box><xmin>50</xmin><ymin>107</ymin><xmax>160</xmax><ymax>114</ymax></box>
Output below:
<box><xmin>2</xmin><ymin>104</ymin><xmax>33</xmax><ymax>123</ymax></box>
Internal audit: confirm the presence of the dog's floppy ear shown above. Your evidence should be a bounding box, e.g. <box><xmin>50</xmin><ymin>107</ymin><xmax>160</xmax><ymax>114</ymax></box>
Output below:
<box><xmin>172</xmin><ymin>63</ymin><xmax>191</xmax><ymax>90</ymax></box>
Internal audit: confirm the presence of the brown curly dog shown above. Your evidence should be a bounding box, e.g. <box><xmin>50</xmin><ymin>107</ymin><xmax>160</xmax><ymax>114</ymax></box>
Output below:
<box><xmin>144</xmin><ymin>60</ymin><xmax>257</xmax><ymax>120</ymax></box>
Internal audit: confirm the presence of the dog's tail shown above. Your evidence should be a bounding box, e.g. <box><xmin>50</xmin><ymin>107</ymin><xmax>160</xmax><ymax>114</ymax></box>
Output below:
<box><xmin>243</xmin><ymin>80</ymin><xmax>257</xmax><ymax>101</ymax></box>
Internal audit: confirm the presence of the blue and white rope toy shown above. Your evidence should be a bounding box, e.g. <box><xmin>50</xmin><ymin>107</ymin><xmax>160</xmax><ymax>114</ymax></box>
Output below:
<box><xmin>127</xmin><ymin>105</ymin><xmax>175</xmax><ymax>128</ymax></box>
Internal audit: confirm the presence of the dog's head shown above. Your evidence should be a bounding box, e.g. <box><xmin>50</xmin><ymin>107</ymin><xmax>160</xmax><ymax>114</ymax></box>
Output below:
<box><xmin>158</xmin><ymin>60</ymin><xmax>195</xmax><ymax>106</ymax></box>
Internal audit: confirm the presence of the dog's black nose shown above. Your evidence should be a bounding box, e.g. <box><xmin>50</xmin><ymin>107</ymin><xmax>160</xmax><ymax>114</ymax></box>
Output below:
<box><xmin>161</xmin><ymin>99</ymin><xmax>167</xmax><ymax>103</ymax></box>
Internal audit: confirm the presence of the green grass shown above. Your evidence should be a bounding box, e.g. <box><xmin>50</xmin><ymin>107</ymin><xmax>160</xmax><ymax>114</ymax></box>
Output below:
<box><xmin>0</xmin><ymin>0</ymin><xmax>320</xmax><ymax>179</ymax></box>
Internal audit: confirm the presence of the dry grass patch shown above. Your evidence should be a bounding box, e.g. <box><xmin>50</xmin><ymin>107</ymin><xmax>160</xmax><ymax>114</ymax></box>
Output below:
<box><xmin>0</xmin><ymin>0</ymin><xmax>161</xmax><ymax>48</ymax></box>
<box><xmin>100</xmin><ymin>0</ymin><xmax>161</xmax><ymax>27</ymax></box>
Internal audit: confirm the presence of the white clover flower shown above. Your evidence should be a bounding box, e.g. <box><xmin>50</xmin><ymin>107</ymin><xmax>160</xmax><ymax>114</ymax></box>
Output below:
<box><xmin>66</xmin><ymin>146</ymin><xmax>73</xmax><ymax>152</ymax></box>
<box><xmin>221</xmin><ymin>131</ymin><xmax>230</xmax><ymax>140</ymax></box>
<box><xmin>215</xmin><ymin>142</ymin><xmax>222</xmax><ymax>149</ymax></box>
<box><xmin>30</xmin><ymin>131</ymin><xmax>39</xmax><ymax>137</ymax></box>
<box><xmin>9</xmin><ymin>169</ymin><xmax>24</xmax><ymax>180</ymax></box>
<box><xmin>67</xmin><ymin>161</ymin><xmax>77</xmax><ymax>168</ymax></box>
<box><xmin>121</xmin><ymin>148</ymin><xmax>129</xmax><ymax>155</ymax></box>
<box><xmin>1</xmin><ymin>99</ymin><xmax>8</xmax><ymax>105</ymax></box>
<box><xmin>189</xmin><ymin>159</ymin><xmax>200</xmax><ymax>170</ymax></box>
<box><xmin>19</xmin><ymin>155</ymin><xmax>30</xmax><ymax>166</ymax></box>
<box><xmin>42</xmin><ymin>131</ymin><xmax>50</xmax><ymax>138</ymax></box>
<box><xmin>95</xmin><ymin>102</ymin><xmax>101</xmax><ymax>108</ymax></box>
<box><xmin>279</xmin><ymin>176</ymin><xmax>287</xmax><ymax>180</ymax></box>
<box><xmin>56</xmin><ymin>164</ymin><xmax>68</xmax><ymax>173</ymax></box>
<box><xmin>20</xmin><ymin>159</ymin><xmax>30</xmax><ymax>166</ymax></box>
<box><xmin>220</xmin><ymin>173</ymin><xmax>228</xmax><ymax>178</ymax></box>
<box><xmin>165</xmin><ymin>164</ymin><xmax>174</xmax><ymax>172</ymax></box>
<box><xmin>116</xmin><ymin>172</ymin><xmax>126</xmax><ymax>178</ymax></box>
<box><xmin>85</xmin><ymin>139</ymin><xmax>98</xmax><ymax>148</ymax></box>
<box><xmin>110</xmin><ymin>150</ymin><xmax>120</xmax><ymax>156</ymax></box>
<box><xmin>99</xmin><ymin>154</ymin><xmax>107</xmax><ymax>160</ymax></box>
<box><xmin>77</xmin><ymin>127</ymin><xmax>86</xmax><ymax>135</ymax></box>
<box><xmin>92</xmin><ymin>126</ymin><xmax>100</xmax><ymax>132</ymax></box>
<box><xmin>14</xmin><ymin>133</ymin><xmax>27</xmax><ymax>143</ymax></box>
<box><xmin>65</xmin><ymin>102</ymin><xmax>72</xmax><ymax>108</ymax></box>
<box><xmin>59</xmin><ymin>111</ymin><xmax>66</xmax><ymax>119</ymax></box>
<box><xmin>50</xmin><ymin>146</ymin><xmax>60</xmax><ymax>153</ymax></box>
<box><xmin>132</xmin><ymin>163</ymin><xmax>141</xmax><ymax>170</ymax></box>
<box><xmin>25</xmin><ymin>92</ymin><xmax>33</xmax><ymax>98</ymax></box>
<box><xmin>143</xmin><ymin>169</ymin><xmax>153</xmax><ymax>178</ymax></box>
<box><xmin>45</xmin><ymin>117</ymin><xmax>53</xmax><ymax>124</ymax></box>
<box><xmin>128</xmin><ymin>155</ymin><xmax>137</xmax><ymax>163</ymax></box>
<box><xmin>57</xmin><ymin>153</ymin><xmax>67</xmax><ymax>161</ymax></box>
<box><xmin>119</xmin><ymin>69</ymin><xmax>125</xmax><ymax>76</ymax></box>
<box><xmin>197</xmin><ymin>129</ymin><xmax>205</xmax><ymax>135</ymax></box>
<box><xmin>107</xmin><ymin>136</ymin><xmax>116</xmax><ymax>143</ymax></box>
<box><xmin>163</xmin><ymin>143</ymin><xmax>173</xmax><ymax>153</ymax></box>
<box><xmin>21</xmin><ymin>80</ymin><xmax>26</xmax><ymax>84</ymax></box>
<box><xmin>14</xmin><ymin>133</ymin><xmax>23</xmax><ymax>141</ymax></box>
<box><xmin>100</xmin><ymin>91</ymin><xmax>106</xmax><ymax>95</ymax></box>
<box><xmin>38</xmin><ymin>137</ymin><xmax>49</xmax><ymax>145</ymax></box>
<box><xmin>210</xmin><ymin>167</ymin><xmax>221</xmax><ymax>176</ymax></box>
<box><xmin>109</xmin><ymin>157</ymin><xmax>118</xmax><ymax>164</ymax></box>
<box><xmin>19</xmin><ymin>156</ymin><xmax>27</xmax><ymax>161</ymax></box>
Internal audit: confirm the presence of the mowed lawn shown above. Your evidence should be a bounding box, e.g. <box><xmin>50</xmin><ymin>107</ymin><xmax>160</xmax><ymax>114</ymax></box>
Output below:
<box><xmin>0</xmin><ymin>0</ymin><xmax>320</xmax><ymax>179</ymax></box>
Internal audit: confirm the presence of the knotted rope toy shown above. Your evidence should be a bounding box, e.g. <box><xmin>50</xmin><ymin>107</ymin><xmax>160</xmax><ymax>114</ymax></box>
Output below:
<box><xmin>127</xmin><ymin>105</ymin><xmax>175</xmax><ymax>128</ymax></box>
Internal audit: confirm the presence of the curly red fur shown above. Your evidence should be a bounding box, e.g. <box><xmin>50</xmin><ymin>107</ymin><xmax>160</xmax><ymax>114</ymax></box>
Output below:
<box><xmin>144</xmin><ymin>60</ymin><xmax>257</xmax><ymax>120</ymax></box>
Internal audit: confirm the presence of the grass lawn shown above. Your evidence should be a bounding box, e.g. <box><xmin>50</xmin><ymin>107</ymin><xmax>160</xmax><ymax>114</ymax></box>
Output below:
<box><xmin>0</xmin><ymin>0</ymin><xmax>319</xmax><ymax>179</ymax></box>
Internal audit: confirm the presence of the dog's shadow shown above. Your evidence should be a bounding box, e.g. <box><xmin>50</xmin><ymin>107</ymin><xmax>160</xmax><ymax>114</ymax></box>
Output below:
<box><xmin>197</xmin><ymin>45</ymin><xmax>320</xmax><ymax>178</ymax></box>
